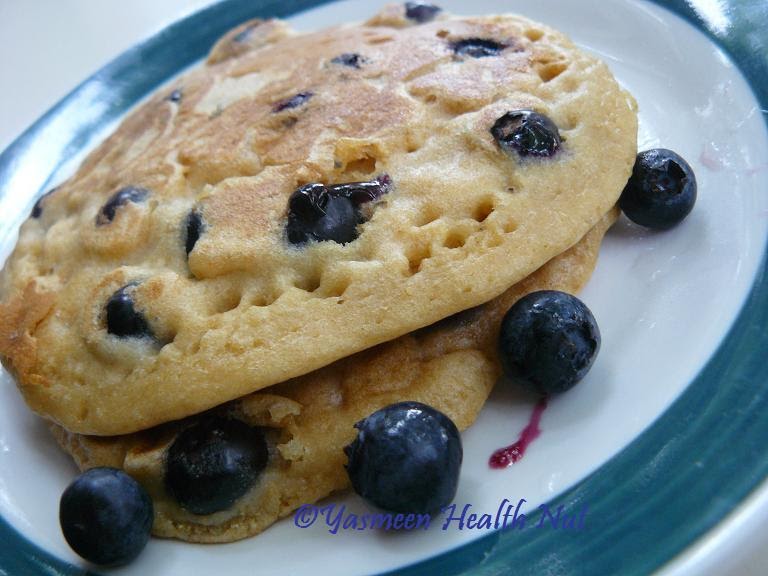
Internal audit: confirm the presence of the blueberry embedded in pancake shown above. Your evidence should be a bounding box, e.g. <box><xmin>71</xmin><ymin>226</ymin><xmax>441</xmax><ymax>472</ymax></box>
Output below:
<box><xmin>167</xmin><ymin>88</ymin><xmax>183</xmax><ymax>103</ymax></box>
<box><xmin>286</xmin><ymin>183</ymin><xmax>360</xmax><ymax>245</ymax></box>
<box><xmin>105</xmin><ymin>283</ymin><xmax>153</xmax><ymax>339</ymax></box>
<box><xmin>491</xmin><ymin>110</ymin><xmax>562</xmax><ymax>158</ymax></box>
<box><xmin>96</xmin><ymin>186</ymin><xmax>150</xmax><ymax>226</ymax></box>
<box><xmin>184</xmin><ymin>210</ymin><xmax>205</xmax><ymax>255</ymax></box>
<box><xmin>286</xmin><ymin>176</ymin><xmax>391</xmax><ymax>245</ymax></box>
<box><xmin>165</xmin><ymin>418</ymin><xmax>269</xmax><ymax>515</ymax></box>
<box><xmin>271</xmin><ymin>91</ymin><xmax>314</xmax><ymax>113</ymax></box>
<box><xmin>330</xmin><ymin>53</ymin><xmax>369</xmax><ymax>68</ymax></box>
<box><xmin>404</xmin><ymin>2</ymin><xmax>443</xmax><ymax>24</ymax></box>
<box><xmin>30</xmin><ymin>187</ymin><xmax>57</xmax><ymax>219</ymax></box>
<box><xmin>451</xmin><ymin>38</ymin><xmax>508</xmax><ymax>59</ymax></box>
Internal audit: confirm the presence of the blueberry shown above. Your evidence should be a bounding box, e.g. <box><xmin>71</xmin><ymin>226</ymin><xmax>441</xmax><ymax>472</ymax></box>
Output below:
<box><xmin>344</xmin><ymin>401</ymin><xmax>462</xmax><ymax>514</ymax></box>
<box><xmin>168</xmin><ymin>89</ymin><xmax>183</xmax><ymax>103</ymax></box>
<box><xmin>165</xmin><ymin>417</ymin><xmax>269</xmax><ymax>515</ymax></box>
<box><xmin>31</xmin><ymin>198</ymin><xmax>45</xmax><ymax>219</ymax></box>
<box><xmin>498</xmin><ymin>290</ymin><xmax>600</xmax><ymax>395</ymax></box>
<box><xmin>289</xmin><ymin>182</ymin><xmax>328</xmax><ymax>219</ymax></box>
<box><xmin>451</xmin><ymin>38</ymin><xmax>506</xmax><ymax>58</ymax></box>
<box><xmin>405</xmin><ymin>2</ymin><xmax>442</xmax><ymax>23</ymax></box>
<box><xmin>287</xmin><ymin>186</ymin><xmax>358</xmax><ymax>245</ymax></box>
<box><xmin>491</xmin><ymin>110</ymin><xmax>561</xmax><ymax>158</ymax></box>
<box><xmin>619</xmin><ymin>148</ymin><xmax>697</xmax><ymax>230</ymax></box>
<box><xmin>31</xmin><ymin>187</ymin><xmax>57</xmax><ymax>219</ymax></box>
<box><xmin>331</xmin><ymin>53</ymin><xmax>367</xmax><ymax>68</ymax></box>
<box><xmin>332</xmin><ymin>174</ymin><xmax>392</xmax><ymax>206</ymax></box>
<box><xmin>272</xmin><ymin>91</ymin><xmax>313</xmax><ymax>113</ymax></box>
<box><xmin>106</xmin><ymin>283</ymin><xmax>153</xmax><ymax>339</ymax></box>
<box><xmin>185</xmin><ymin>209</ymin><xmax>205</xmax><ymax>255</ymax></box>
<box><xmin>308</xmin><ymin>195</ymin><xmax>358</xmax><ymax>243</ymax></box>
<box><xmin>59</xmin><ymin>467</ymin><xmax>153</xmax><ymax>566</ymax></box>
<box><xmin>286</xmin><ymin>177</ymin><xmax>391</xmax><ymax>246</ymax></box>
<box><xmin>96</xmin><ymin>186</ymin><xmax>149</xmax><ymax>225</ymax></box>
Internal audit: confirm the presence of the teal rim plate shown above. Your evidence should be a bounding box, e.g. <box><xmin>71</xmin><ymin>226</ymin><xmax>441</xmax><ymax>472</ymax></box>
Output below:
<box><xmin>0</xmin><ymin>1</ymin><xmax>766</xmax><ymax>574</ymax></box>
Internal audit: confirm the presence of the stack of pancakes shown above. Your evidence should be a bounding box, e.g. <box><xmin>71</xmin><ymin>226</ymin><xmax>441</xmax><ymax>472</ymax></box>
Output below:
<box><xmin>0</xmin><ymin>3</ymin><xmax>636</xmax><ymax>542</ymax></box>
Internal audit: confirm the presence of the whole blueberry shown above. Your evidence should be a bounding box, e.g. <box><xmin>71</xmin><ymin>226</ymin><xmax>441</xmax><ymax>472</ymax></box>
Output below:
<box><xmin>451</xmin><ymin>38</ymin><xmax>506</xmax><ymax>58</ymax></box>
<box><xmin>96</xmin><ymin>186</ymin><xmax>149</xmax><ymax>225</ymax></box>
<box><xmin>344</xmin><ymin>402</ymin><xmax>462</xmax><ymax>514</ymax></box>
<box><xmin>619</xmin><ymin>148</ymin><xmax>697</xmax><ymax>230</ymax></box>
<box><xmin>59</xmin><ymin>467</ymin><xmax>153</xmax><ymax>566</ymax></box>
<box><xmin>106</xmin><ymin>283</ymin><xmax>153</xmax><ymax>339</ymax></box>
<box><xmin>405</xmin><ymin>2</ymin><xmax>442</xmax><ymax>23</ymax></box>
<box><xmin>185</xmin><ymin>209</ymin><xmax>205</xmax><ymax>255</ymax></box>
<box><xmin>165</xmin><ymin>417</ymin><xmax>269</xmax><ymax>515</ymax></box>
<box><xmin>498</xmin><ymin>290</ymin><xmax>600</xmax><ymax>395</ymax></box>
<box><xmin>491</xmin><ymin>110</ymin><xmax>561</xmax><ymax>158</ymax></box>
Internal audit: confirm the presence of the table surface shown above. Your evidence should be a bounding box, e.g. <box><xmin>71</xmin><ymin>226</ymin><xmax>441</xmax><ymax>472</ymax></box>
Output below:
<box><xmin>0</xmin><ymin>1</ymin><xmax>766</xmax><ymax>574</ymax></box>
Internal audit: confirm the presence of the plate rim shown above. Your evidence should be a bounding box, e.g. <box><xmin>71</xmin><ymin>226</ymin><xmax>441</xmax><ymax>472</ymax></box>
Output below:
<box><xmin>0</xmin><ymin>0</ymin><xmax>766</xmax><ymax>574</ymax></box>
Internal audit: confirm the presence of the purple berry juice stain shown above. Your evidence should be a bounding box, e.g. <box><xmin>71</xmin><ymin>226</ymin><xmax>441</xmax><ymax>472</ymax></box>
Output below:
<box><xmin>489</xmin><ymin>397</ymin><xmax>548</xmax><ymax>469</ymax></box>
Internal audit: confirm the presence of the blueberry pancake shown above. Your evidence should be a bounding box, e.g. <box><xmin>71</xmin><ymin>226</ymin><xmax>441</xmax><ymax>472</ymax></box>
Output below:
<box><xmin>0</xmin><ymin>5</ymin><xmax>636</xmax><ymax>435</ymax></box>
<box><xmin>50</xmin><ymin>212</ymin><xmax>615</xmax><ymax>543</ymax></box>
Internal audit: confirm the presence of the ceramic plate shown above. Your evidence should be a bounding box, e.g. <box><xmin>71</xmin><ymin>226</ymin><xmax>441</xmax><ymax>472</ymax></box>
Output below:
<box><xmin>1</xmin><ymin>0</ymin><xmax>767</xmax><ymax>574</ymax></box>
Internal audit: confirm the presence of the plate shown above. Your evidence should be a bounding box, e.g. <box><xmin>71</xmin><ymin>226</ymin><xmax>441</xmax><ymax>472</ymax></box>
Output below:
<box><xmin>1</xmin><ymin>1</ymin><xmax>767</xmax><ymax>574</ymax></box>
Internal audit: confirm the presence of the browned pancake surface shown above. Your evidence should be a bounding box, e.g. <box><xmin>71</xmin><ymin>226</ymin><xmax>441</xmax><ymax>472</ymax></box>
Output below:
<box><xmin>0</xmin><ymin>6</ymin><xmax>636</xmax><ymax>434</ymax></box>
